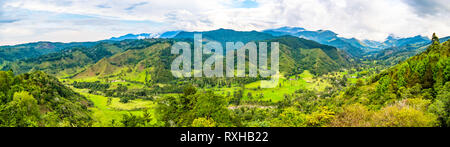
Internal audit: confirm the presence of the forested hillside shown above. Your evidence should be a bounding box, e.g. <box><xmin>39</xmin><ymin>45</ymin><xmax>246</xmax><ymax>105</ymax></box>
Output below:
<box><xmin>338</xmin><ymin>34</ymin><xmax>450</xmax><ymax>126</ymax></box>
<box><xmin>0</xmin><ymin>41</ymin><xmax>98</xmax><ymax>62</ymax></box>
<box><xmin>0</xmin><ymin>71</ymin><xmax>92</xmax><ymax>127</ymax></box>
<box><xmin>1</xmin><ymin>39</ymin><xmax>162</xmax><ymax>77</ymax></box>
<box><xmin>74</xmin><ymin>35</ymin><xmax>351</xmax><ymax>83</ymax></box>
<box><xmin>268</xmin><ymin>36</ymin><xmax>351</xmax><ymax>75</ymax></box>
<box><xmin>74</xmin><ymin>40</ymin><xmax>175</xmax><ymax>83</ymax></box>
<box><xmin>174</xmin><ymin>28</ymin><xmax>276</xmax><ymax>45</ymax></box>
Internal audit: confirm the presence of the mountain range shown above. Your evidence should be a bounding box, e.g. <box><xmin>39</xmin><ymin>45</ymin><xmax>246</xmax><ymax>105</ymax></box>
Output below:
<box><xmin>107</xmin><ymin>31</ymin><xmax>182</xmax><ymax>41</ymax></box>
<box><xmin>2</xmin><ymin>29</ymin><xmax>353</xmax><ymax>81</ymax></box>
<box><xmin>2</xmin><ymin>26</ymin><xmax>450</xmax><ymax>127</ymax></box>
<box><xmin>2</xmin><ymin>27</ymin><xmax>449</xmax><ymax>78</ymax></box>
<box><xmin>105</xmin><ymin>27</ymin><xmax>445</xmax><ymax>58</ymax></box>
<box><xmin>262</xmin><ymin>27</ymin><xmax>437</xmax><ymax>57</ymax></box>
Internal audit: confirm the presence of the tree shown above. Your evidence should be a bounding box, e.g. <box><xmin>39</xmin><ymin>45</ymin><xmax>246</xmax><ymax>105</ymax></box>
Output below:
<box><xmin>192</xmin><ymin>117</ymin><xmax>216</xmax><ymax>127</ymax></box>
<box><xmin>304</xmin><ymin>106</ymin><xmax>335</xmax><ymax>127</ymax></box>
<box><xmin>356</xmin><ymin>79</ymin><xmax>364</xmax><ymax>87</ymax></box>
<box><xmin>0</xmin><ymin>71</ymin><xmax>14</xmax><ymax>104</ymax></box>
<box><xmin>371</xmin><ymin>105</ymin><xmax>438</xmax><ymax>127</ymax></box>
<box><xmin>121</xmin><ymin>110</ymin><xmax>163</xmax><ymax>127</ymax></box>
<box><xmin>155</xmin><ymin>85</ymin><xmax>235</xmax><ymax>127</ymax></box>
<box><xmin>429</xmin><ymin>82</ymin><xmax>450</xmax><ymax>127</ymax></box>
<box><xmin>247</xmin><ymin>92</ymin><xmax>253</xmax><ymax>100</ymax></box>
<box><xmin>427</xmin><ymin>33</ymin><xmax>440</xmax><ymax>53</ymax></box>
<box><xmin>119</xmin><ymin>97</ymin><xmax>129</xmax><ymax>103</ymax></box>
<box><xmin>432</xmin><ymin>33</ymin><xmax>440</xmax><ymax>45</ymax></box>
<box><xmin>330</xmin><ymin>104</ymin><xmax>372</xmax><ymax>127</ymax></box>
<box><xmin>193</xmin><ymin>91</ymin><xmax>231</xmax><ymax>126</ymax></box>
<box><xmin>271</xmin><ymin>107</ymin><xmax>305</xmax><ymax>127</ymax></box>
<box><xmin>0</xmin><ymin>91</ymin><xmax>40</xmax><ymax>127</ymax></box>
<box><xmin>107</xmin><ymin>97</ymin><xmax>112</xmax><ymax>106</ymax></box>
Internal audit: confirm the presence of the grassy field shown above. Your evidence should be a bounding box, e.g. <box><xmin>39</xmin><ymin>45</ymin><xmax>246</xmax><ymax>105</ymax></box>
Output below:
<box><xmin>73</xmin><ymin>88</ymin><xmax>153</xmax><ymax>127</ymax></box>
<box><xmin>210</xmin><ymin>70</ymin><xmax>332</xmax><ymax>102</ymax></box>
<box><xmin>67</xmin><ymin>69</ymin><xmax>341</xmax><ymax>125</ymax></box>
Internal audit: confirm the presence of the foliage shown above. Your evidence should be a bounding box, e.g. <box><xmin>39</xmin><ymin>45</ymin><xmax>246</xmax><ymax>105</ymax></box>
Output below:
<box><xmin>0</xmin><ymin>71</ymin><xmax>92</xmax><ymax>127</ymax></box>
<box><xmin>121</xmin><ymin>110</ymin><xmax>163</xmax><ymax>127</ymax></box>
<box><xmin>1</xmin><ymin>34</ymin><xmax>449</xmax><ymax>127</ymax></box>
<box><xmin>428</xmin><ymin>82</ymin><xmax>450</xmax><ymax>127</ymax></box>
<box><xmin>0</xmin><ymin>91</ymin><xmax>40</xmax><ymax>127</ymax></box>
<box><xmin>155</xmin><ymin>85</ymin><xmax>238</xmax><ymax>127</ymax></box>
<box><xmin>192</xmin><ymin>117</ymin><xmax>216</xmax><ymax>127</ymax></box>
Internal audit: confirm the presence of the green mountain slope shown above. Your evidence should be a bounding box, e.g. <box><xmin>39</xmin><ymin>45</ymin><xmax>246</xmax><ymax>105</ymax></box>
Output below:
<box><xmin>3</xmin><ymin>33</ymin><xmax>352</xmax><ymax>85</ymax></box>
<box><xmin>0</xmin><ymin>70</ymin><xmax>92</xmax><ymax>127</ymax></box>
<box><xmin>0</xmin><ymin>41</ymin><xmax>98</xmax><ymax>62</ymax></box>
<box><xmin>174</xmin><ymin>28</ymin><xmax>276</xmax><ymax>45</ymax></box>
<box><xmin>342</xmin><ymin>34</ymin><xmax>450</xmax><ymax>126</ymax></box>
<box><xmin>74</xmin><ymin>35</ymin><xmax>351</xmax><ymax>84</ymax></box>
<box><xmin>263</xmin><ymin>27</ymin><xmax>366</xmax><ymax>57</ymax></box>
<box><xmin>268</xmin><ymin>36</ymin><xmax>351</xmax><ymax>75</ymax></box>
<box><xmin>74</xmin><ymin>41</ymin><xmax>174</xmax><ymax>83</ymax></box>
<box><xmin>1</xmin><ymin>40</ymin><xmax>160</xmax><ymax>78</ymax></box>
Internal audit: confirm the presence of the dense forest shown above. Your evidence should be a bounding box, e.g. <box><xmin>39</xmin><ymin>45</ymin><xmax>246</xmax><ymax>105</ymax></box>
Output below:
<box><xmin>0</xmin><ymin>71</ymin><xmax>92</xmax><ymax>127</ymax></box>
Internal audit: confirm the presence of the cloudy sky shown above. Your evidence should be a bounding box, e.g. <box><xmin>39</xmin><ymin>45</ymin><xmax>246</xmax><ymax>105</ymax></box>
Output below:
<box><xmin>0</xmin><ymin>0</ymin><xmax>449</xmax><ymax>45</ymax></box>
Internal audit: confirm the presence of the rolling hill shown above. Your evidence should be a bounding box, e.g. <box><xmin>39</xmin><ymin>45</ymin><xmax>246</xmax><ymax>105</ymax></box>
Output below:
<box><xmin>1</xmin><ymin>39</ymin><xmax>162</xmax><ymax>77</ymax></box>
<box><xmin>74</xmin><ymin>40</ymin><xmax>174</xmax><ymax>83</ymax></box>
<box><xmin>73</xmin><ymin>34</ymin><xmax>351</xmax><ymax>84</ymax></box>
<box><xmin>174</xmin><ymin>28</ymin><xmax>276</xmax><ymax>45</ymax></box>
<box><xmin>0</xmin><ymin>70</ymin><xmax>92</xmax><ymax>127</ymax></box>
<box><xmin>2</xmin><ymin>28</ymin><xmax>352</xmax><ymax>81</ymax></box>
<box><xmin>0</xmin><ymin>41</ymin><xmax>98</xmax><ymax>62</ymax></box>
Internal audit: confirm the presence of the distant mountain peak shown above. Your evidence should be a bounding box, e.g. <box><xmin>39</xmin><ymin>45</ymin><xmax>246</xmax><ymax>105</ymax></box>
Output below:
<box><xmin>159</xmin><ymin>31</ymin><xmax>181</xmax><ymax>38</ymax></box>
<box><xmin>263</xmin><ymin>26</ymin><xmax>306</xmax><ymax>35</ymax></box>
<box><xmin>277</xmin><ymin>26</ymin><xmax>306</xmax><ymax>31</ymax></box>
<box><xmin>173</xmin><ymin>28</ymin><xmax>275</xmax><ymax>44</ymax></box>
<box><xmin>109</xmin><ymin>33</ymin><xmax>159</xmax><ymax>41</ymax></box>
<box><xmin>316</xmin><ymin>30</ymin><xmax>337</xmax><ymax>36</ymax></box>
<box><xmin>386</xmin><ymin>34</ymin><xmax>401</xmax><ymax>41</ymax></box>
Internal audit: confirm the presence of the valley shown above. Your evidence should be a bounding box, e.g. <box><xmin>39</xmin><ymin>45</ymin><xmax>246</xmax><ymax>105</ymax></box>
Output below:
<box><xmin>1</xmin><ymin>29</ymin><xmax>449</xmax><ymax>127</ymax></box>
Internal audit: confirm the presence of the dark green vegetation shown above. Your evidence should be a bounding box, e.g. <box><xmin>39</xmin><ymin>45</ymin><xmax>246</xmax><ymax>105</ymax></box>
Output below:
<box><xmin>175</xmin><ymin>28</ymin><xmax>275</xmax><ymax>45</ymax></box>
<box><xmin>4</xmin><ymin>30</ymin><xmax>352</xmax><ymax>80</ymax></box>
<box><xmin>2</xmin><ymin>39</ymin><xmax>160</xmax><ymax>77</ymax></box>
<box><xmin>0</xmin><ymin>71</ymin><xmax>92</xmax><ymax>127</ymax></box>
<box><xmin>269</xmin><ymin>36</ymin><xmax>351</xmax><ymax>75</ymax></box>
<box><xmin>0</xmin><ymin>28</ymin><xmax>448</xmax><ymax>127</ymax></box>
<box><xmin>0</xmin><ymin>41</ymin><xmax>98</xmax><ymax>62</ymax></box>
<box><xmin>339</xmin><ymin>34</ymin><xmax>450</xmax><ymax>126</ymax></box>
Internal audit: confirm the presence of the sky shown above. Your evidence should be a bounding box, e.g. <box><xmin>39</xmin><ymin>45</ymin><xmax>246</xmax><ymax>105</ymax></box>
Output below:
<box><xmin>0</xmin><ymin>0</ymin><xmax>449</xmax><ymax>45</ymax></box>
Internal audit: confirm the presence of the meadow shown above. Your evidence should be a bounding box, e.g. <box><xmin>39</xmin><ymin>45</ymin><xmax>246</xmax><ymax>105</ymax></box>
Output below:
<box><xmin>73</xmin><ymin>88</ymin><xmax>154</xmax><ymax>127</ymax></box>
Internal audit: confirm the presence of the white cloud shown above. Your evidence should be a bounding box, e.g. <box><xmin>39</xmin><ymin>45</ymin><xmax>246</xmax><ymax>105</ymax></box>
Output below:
<box><xmin>0</xmin><ymin>0</ymin><xmax>449</xmax><ymax>45</ymax></box>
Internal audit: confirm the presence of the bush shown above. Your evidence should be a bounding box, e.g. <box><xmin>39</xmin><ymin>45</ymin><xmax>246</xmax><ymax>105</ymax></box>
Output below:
<box><xmin>120</xmin><ymin>97</ymin><xmax>130</xmax><ymax>103</ymax></box>
<box><xmin>330</xmin><ymin>104</ymin><xmax>372</xmax><ymax>127</ymax></box>
<box><xmin>371</xmin><ymin>105</ymin><xmax>438</xmax><ymax>127</ymax></box>
<box><xmin>330</xmin><ymin>102</ymin><xmax>438</xmax><ymax>127</ymax></box>
<box><xmin>192</xmin><ymin>117</ymin><xmax>216</xmax><ymax>127</ymax></box>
